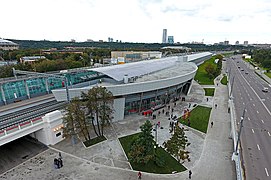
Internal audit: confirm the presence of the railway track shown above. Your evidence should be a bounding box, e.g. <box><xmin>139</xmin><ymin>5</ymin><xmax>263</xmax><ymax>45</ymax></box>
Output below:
<box><xmin>0</xmin><ymin>101</ymin><xmax>67</xmax><ymax>131</ymax></box>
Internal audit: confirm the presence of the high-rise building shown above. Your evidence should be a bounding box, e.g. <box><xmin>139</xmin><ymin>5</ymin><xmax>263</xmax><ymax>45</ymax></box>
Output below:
<box><xmin>162</xmin><ymin>29</ymin><xmax>167</xmax><ymax>43</ymax></box>
<box><xmin>224</xmin><ymin>40</ymin><xmax>229</xmax><ymax>45</ymax></box>
<box><xmin>108</xmin><ymin>37</ymin><xmax>114</xmax><ymax>42</ymax></box>
<box><xmin>168</xmin><ymin>36</ymin><xmax>174</xmax><ymax>44</ymax></box>
<box><xmin>235</xmin><ymin>41</ymin><xmax>239</xmax><ymax>45</ymax></box>
<box><xmin>244</xmin><ymin>41</ymin><xmax>248</xmax><ymax>45</ymax></box>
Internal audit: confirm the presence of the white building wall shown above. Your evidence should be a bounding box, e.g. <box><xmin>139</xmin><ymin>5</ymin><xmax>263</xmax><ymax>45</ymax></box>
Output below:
<box><xmin>35</xmin><ymin>110</ymin><xmax>64</xmax><ymax>145</ymax></box>
<box><xmin>112</xmin><ymin>97</ymin><xmax>125</xmax><ymax>121</ymax></box>
<box><xmin>52</xmin><ymin>64</ymin><xmax>197</xmax><ymax>101</ymax></box>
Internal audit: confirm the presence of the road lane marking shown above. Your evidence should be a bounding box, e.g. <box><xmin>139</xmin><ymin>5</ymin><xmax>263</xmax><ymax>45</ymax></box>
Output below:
<box><xmin>265</xmin><ymin>168</ymin><xmax>270</xmax><ymax>177</ymax></box>
<box><xmin>252</xmin><ymin>129</ymin><xmax>255</xmax><ymax>133</ymax></box>
<box><xmin>250</xmin><ymin>98</ymin><xmax>252</xmax><ymax>101</ymax></box>
<box><xmin>268</xmin><ymin>132</ymin><xmax>271</xmax><ymax>136</ymax></box>
<box><xmin>243</xmin><ymin>102</ymin><xmax>245</xmax><ymax>105</ymax></box>
<box><xmin>253</xmin><ymin>104</ymin><xmax>255</xmax><ymax>106</ymax></box>
<box><xmin>257</xmin><ymin>111</ymin><xmax>259</xmax><ymax>114</ymax></box>
<box><xmin>245</xmin><ymin>109</ymin><xmax>247</xmax><ymax>112</ymax></box>
<box><xmin>257</xmin><ymin>144</ymin><xmax>261</xmax><ymax>150</ymax></box>
<box><xmin>261</xmin><ymin>120</ymin><xmax>265</xmax><ymax>124</ymax></box>
<box><xmin>248</xmin><ymin>117</ymin><xmax>250</xmax><ymax>121</ymax></box>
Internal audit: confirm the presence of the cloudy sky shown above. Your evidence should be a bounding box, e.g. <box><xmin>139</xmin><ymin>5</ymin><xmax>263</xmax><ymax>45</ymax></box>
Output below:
<box><xmin>1</xmin><ymin>0</ymin><xmax>271</xmax><ymax>44</ymax></box>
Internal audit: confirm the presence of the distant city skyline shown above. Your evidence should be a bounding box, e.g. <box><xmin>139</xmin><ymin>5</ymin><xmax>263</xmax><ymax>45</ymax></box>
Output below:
<box><xmin>1</xmin><ymin>0</ymin><xmax>271</xmax><ymax>44</ymax></box>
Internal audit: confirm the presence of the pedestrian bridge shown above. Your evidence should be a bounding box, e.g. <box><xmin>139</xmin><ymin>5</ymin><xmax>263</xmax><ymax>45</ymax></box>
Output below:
<box><xmin>0</xmin><ymin>111</ymin><xmax>64</xmax><ymax>146</ymax></box>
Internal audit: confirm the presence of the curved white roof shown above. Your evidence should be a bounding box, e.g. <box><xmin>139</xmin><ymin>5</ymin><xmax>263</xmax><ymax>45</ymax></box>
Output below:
<box><xmin>89</xmin><ymin>57</ymin><xmax>178</xmax><ymax>81</ymax></box>
<box><xmin>89</xmin><ymin>52</ymin><xmax>211</xmax><ymax>81</ymax></box>
<box><xmin>0</xmin><ymin>39</ymin><xmax>18</xmax><ymax>46</ymax></box>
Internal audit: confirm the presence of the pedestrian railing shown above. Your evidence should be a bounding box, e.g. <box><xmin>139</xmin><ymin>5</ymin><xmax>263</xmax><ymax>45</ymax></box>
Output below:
<box><xmin>0</xmin><ymin>117</ymin><xmax>43</xmax><ymax>138</ymax></box>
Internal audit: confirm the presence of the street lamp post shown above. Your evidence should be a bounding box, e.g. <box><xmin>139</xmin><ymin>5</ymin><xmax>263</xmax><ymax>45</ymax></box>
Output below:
<box><xmin>155</xmin><ymin>123</ymin><xmax>158</xmax><ymax>143</ymax></box>
<box><xmin>230</xmin><ymin>76</ymin><xmax>235</xmax><ymax>98</ymax></box>
<box><xmin>235</xmin><ymin>107</ymin><xmax>246</xmax><ymax>155</ymax></box>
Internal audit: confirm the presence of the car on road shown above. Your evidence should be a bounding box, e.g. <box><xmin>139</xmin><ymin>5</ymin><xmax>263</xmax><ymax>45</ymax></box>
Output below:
<box><xmin>245</xmin><ymin>72</ymin><xmax>248</xmax><ymax>74</ymax></box>
<box><xmin>237</xmin><ymin>61</ymin><xmax>239</xmax><ymax>63</ymax></box>
<box><xmin>262</xmin><ymin>87</ymin><xmax>269</xmax><ymax>92</ymax></box>
<box><xmin>238</xmin><ymin>66</ymin><xmax>240</xmax><ymax>68</ymax></box>
<box><xmin>241</xmin><ymin>69</ymin><xmax>244</xmax><ymax>71</ymax></box>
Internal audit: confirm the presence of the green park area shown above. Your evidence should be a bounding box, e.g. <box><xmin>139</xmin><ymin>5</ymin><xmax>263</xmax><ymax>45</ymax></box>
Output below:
<box><xmin>179</xmin><ymin>106</ymin><xmax>212</xmax><ymax>133</ymax></box>
<box><xmin>221</xmin><ymin>76</ymin><xmax>228</xmax><ymax>85</ymax></box>
<box><xmin>265</xmin><ymin>72</ymin><xmax>271</xmax><ymax>78</ymax></box>
<box><xmin>203</xmin><ymin>88</ymin><xmax>215</xmax><ymax>96</ymax></box>
<box><xmin>119</xmin><ymin>133</ymin><xmax>186</xmax><ymax>174</ymax></box>
<box><xmin>194</xmin><ymin>55</ymin><xmax>222</xmax><ymax>85</ymax></box>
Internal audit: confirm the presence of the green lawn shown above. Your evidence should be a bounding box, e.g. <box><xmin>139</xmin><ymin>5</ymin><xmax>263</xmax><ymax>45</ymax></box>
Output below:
<box><xmin>194</xmin><ymin>56</ymin><xmax>219</xmax><ymax>85</ymax></box>
<box><xmin>204</xmin><ymin>88</ymin><xmax>215</xmax><ymax>96</ymax></box>
<box><xmin>265</xmin><ymin>72</ymin><xmax>271</xmax><ymax>78</ymax></box>
<box><xmin>221</xmin><ymin>76</ymin><xmax>228</xmax><ymax>85</ymax></box>
<box><xmin>179</xmin><ymin>106</ymin><xmax>212</xmax><ymax>133</ymax></box>
<box><xmin>119</xmin><ymin>133</ymin><xmax>186</xmax><ymax>174</ymax></box>
<box><xmin>83</xmin><ymin>135</ymin><xmax>106</xmax><ymax>147</ymax></box>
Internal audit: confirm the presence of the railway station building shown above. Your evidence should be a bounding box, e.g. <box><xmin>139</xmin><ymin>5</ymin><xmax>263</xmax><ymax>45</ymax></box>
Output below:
<box><xmin>52</xmin><ymin>52</ymin><xmax>212</xmax><ymax>121</ymax></box>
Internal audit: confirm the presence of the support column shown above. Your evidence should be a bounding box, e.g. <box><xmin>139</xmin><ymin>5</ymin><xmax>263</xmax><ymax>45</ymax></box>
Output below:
<box><xmin>45</xmin><ymin>78</ymin><xmax>49</xmax><ymax>94</ymax></box>
<box><xmin>138</xmin><ymin>92</ymin><xmax>143</xmax><ymax>114</ymax></box>
<box><xmin>155</xmin><ymin>89</ymin><xmax>158</xmax><ymax>101</ymax></box>
<box><xmin>175</xmin><ymin>85</ymin><xmax>178</xmax><ymax>98</ymax></box>
<box><xmin>24</xmin><ymin>80</ymin><xmax>30</xmax><ymax>99</ymax></box>
<box><xmin>0</xmin><ymin>84</ymin><xmax>7</xmax><ymax>105</ymax></box>
<box><xmin>187</xmin><ymin>80</ymin><xmax>193</xmax><ymax>95</ymax></box>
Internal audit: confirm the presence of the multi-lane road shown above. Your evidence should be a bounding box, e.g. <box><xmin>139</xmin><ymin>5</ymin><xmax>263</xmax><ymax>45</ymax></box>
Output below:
<box><xmin>227</xmin><ymin>55</ymin><xmax>271</xmax><ymax>180</ymax></box>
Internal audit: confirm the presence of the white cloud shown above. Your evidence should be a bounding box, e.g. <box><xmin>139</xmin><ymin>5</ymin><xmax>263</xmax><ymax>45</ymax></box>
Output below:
<box><xmin>1</xmin><ymin>0</ymin><xmax>271</xmax><ymax>44</ymax></box>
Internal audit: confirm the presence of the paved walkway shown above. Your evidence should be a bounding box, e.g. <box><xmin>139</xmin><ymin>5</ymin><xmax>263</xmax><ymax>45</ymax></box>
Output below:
<box><xmin>0</xmin><ymin>61</ymin><xmax>235</xmax><ymax>180</ymax></box>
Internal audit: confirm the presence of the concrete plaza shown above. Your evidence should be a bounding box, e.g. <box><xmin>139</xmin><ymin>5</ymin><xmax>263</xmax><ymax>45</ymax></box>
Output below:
<box><xmin>0</xmin><ymin>67</ymin><xmax>235</xmax><ymax>180</ymax></box>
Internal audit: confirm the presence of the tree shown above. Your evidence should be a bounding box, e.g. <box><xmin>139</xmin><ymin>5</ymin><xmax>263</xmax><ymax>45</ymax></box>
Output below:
<box><xmin>205</xmin><ymin>64</ymin><xmax>216</xmax><ymax>79</ymax></box>
<box><xmin>99</xmin><ymin>87</ymin><xmax>114</xmax><ymax>136</ymax></box>
<box><xmin>62</xmin><ymin>98</ymin><xmax>91</xmax><ymax>142</ymax></box>
<box><xmin>163</xmin><ymin>126</ymin><xmax>190</xmax><ymax>163</ymax></box>
<box><xmin>82</xmin><ymin>86</ymin><xmax>114</xmax><ymax>137</ymax></box>
<box><xmin>128</xmin><ymin>120</ymin><xmax>155</xmax><ymax>164</ymax></box>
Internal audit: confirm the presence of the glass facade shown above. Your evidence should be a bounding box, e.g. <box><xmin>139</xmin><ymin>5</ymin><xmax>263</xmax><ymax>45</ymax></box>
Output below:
<box><xmin>27</xmin><ymin>78</ymin><xmax>47</xmax><ymax>96</ymax></box>
<box><xmin>0</xmin><ymin>90</ymin><xmax>2</xmax><ymax>101</ymax></box>
<box><xmin>0</xmin><ymin>70</ymin><xmax>99</xmax><ymax>105</ymax></box>
<box><xmin>2</xmin><ymin>80</ymin><xmax>27</xmax><ymax>100</ymax></box>
<box><xmin>48</xmin><ymin>77</ymin><xmax>63</xmax><ymax>91</ymax></box>
<box><xmin>124</xmin><ymin>83</ymin><xmax>185</xmax><ymax>115</ymax></box>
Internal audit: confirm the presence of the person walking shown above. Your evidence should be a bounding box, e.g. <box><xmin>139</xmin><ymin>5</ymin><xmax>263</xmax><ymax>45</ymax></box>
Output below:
<box><xmin>138</xmin><ymin>171</ymin><xmax>142</xmax><ymax>179</ymax></box>
<box><xmin>215</xmin><ymin>104</ymin><xmax>217</xmax><ymax>109</ymax></box>
<box><xmin>59</xmin><ymin>152</ymin><xmax>62</xmax><ymax>159</ymax></box>
<box><xmin>211</xmin><ymin>121</ymin><xmax>214</xmax><ymax>128</ymax></box>
<box><xmin>189</xmin><ymin>170</ymin><xmax>192</xmax><ymax>179</ymax></box>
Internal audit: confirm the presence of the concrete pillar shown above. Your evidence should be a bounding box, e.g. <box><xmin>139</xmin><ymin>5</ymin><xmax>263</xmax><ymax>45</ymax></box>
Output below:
<box><xmin>0</xmin><ymin>83</ymin><xmax>7</xmax><ymax>105</ymax></box>
<box><xmin>187</xmin><ymin>80</ymin><xmax>193</xmax><ymax>95</ymax></box>
<box><xmin>24</xmin><ymin>80</ymin><xmax>30</xmax><ymax>99</ymax></box>
<box><xmin>35</xmin><ymin>110</ymin><xmax>64</xmax><ymax>146</ymax></box>
<box><xmin>45</xmin><ymin>78</ymin><xmax>49</xmax><ymax>94</ymax></box>
<box><xmin>113</xmin><ymin>97</ymin><xmax>125</xmax><ymax>121</ymax></box>
<box><xmin>138</xmin><ymin>92</ymin><xmax>143</xmax><ymax>113</ymax></box>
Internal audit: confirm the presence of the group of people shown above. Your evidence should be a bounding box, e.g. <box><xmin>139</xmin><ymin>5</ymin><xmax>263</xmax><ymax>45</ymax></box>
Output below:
<box><xmin>54</xmin><ymin>152</ymin><xmax>63</xmax><ymax>169</ymax></box>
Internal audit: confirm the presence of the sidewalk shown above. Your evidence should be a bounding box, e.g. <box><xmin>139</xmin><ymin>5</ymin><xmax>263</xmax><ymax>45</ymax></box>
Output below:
<box><xmin>190</xmin><ymin>63</ymin><xmax>235</xmax><ymax>180</ymax></box>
